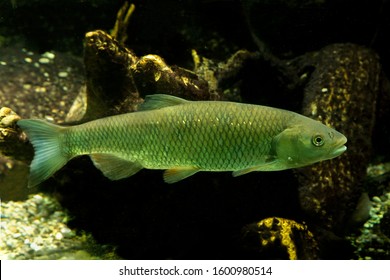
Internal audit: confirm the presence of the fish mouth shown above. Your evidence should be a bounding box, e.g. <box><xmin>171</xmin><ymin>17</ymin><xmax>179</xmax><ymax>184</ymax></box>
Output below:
<box><xmin>328</xmin><ymin>135</ymin><xmax>347</xmax><ymax>159</ymax></box>
<box><xmin>331</xmin><ymin>145</ymin><xmax>347</xmax><ymax>157</ymax></box>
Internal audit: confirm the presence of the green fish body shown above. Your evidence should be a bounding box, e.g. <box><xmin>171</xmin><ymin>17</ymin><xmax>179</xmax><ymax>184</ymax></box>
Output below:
<box><xmin>18</xmin><ymin>94</ymin><xmax>347</xmax><ymax>187</ymax></box>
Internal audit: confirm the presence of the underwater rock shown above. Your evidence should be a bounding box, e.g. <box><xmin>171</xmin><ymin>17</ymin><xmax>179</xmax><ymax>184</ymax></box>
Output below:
<box><xmin>0</xmin><ymin>107</ymin><xmax>34</xmax><ymax>201</ymax></box>
<box><xmin>290</xmin><ymin>44</ymin><xmax>382</xmax><ymax>236</ymax></box>
<box><xmin>241</xmin><ymin>217</ymin><xmax>319</xmax><ymax>260</ymax></box>
<box><xmin>80</xmin><ymin>30</ymin><xmax>213</xmax><ymax>121</ymax></box>
<box><xmin>351</xmin><ymin>192</ymin><xmax>390</xmax><ymax>260</ymax></box>
<box><xmin>266</xmin><ymin>43</ymin><xmax>390</xmax><ymax>258</ymax></box>
<box><xmin>350</xmin><ymin>163</ymin><xmax>390</xmax><ymax>259</ymax></box>
<box><xmin>0</xmin><ymin>107</ymin><xmax>25</xmax><ymax>158</ymax></box>
<box><xmin>0</xmin><ymin>106</ymin><xmax>34</xmax><ymax>200</ymax></box>
<box><xmin>192</xmin><ymin>49</ymin><xmax>260</xmax><ymax>101</ymax></box>
<box><xmin>79</xmin><ymin>10</ymin><xmax>259</xmax><ymax>121</ymax></box>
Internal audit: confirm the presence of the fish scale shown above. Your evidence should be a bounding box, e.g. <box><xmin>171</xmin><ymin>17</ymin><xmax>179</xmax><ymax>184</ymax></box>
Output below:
<box><xmin>17</xmin><ymin>94</ymin><xmax>347</xmax><ymax>187</ymax></box>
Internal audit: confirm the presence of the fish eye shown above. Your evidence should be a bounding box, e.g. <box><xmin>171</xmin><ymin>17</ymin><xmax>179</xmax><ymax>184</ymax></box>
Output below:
<box><xmin>312</xmin><ymin>134</ymin><xmax>324</xmax><ymax>147</ymax></box>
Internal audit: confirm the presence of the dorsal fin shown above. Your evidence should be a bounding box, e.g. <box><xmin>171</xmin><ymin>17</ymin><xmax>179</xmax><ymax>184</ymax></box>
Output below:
<box><xmin>139</xmin><ymin>94</ymin><xmax>189</xmax><ymax>111</ymax></box>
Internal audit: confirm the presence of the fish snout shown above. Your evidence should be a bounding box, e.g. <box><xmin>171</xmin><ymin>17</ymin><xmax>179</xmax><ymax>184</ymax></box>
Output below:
<box><xmin>329</xmin><ymin>134</ymin><xmax>347</xmax><ymax>158</ymax></box>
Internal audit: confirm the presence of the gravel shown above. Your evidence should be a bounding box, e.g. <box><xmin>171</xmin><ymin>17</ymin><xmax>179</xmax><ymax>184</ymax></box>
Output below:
<box><xmin>0</xmin><ymin>193</ymin><xmax>116</xmax><ymax>260</ymax></box>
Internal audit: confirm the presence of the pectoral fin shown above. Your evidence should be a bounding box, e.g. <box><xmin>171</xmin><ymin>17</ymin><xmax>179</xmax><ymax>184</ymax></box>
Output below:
<box><xmin>232</xmin><ymin>156</ymin><xmax>285</xmax><ymax>176</ymax></box>
<box><xmin>163</xmin><ymin>167</ymin><xmax>199</xmax><ymax>183</ymax></box>
<box><xmin>232</xmin><ymin>166</ymin><xmax>260</xmax><ymax>177</ymax></box>
<box><xmin>90</xmin><ymin>154</ymin><xmax>143</xmax><ymax>180</ymax></box>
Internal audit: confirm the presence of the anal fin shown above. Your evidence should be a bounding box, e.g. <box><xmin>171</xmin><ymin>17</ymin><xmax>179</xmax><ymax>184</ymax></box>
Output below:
<box><xmin>163</xmin><ymin>167</ymin><xmax>199</xmax><ymax>183</ymax></box>
<box><xmin>90</xmin><ymin>154</ymin><xmax>143</xmax><ymax>180</ymax></box>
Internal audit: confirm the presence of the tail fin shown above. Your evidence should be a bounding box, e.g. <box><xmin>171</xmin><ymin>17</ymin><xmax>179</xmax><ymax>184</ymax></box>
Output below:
<box><xmin>17</xmin><ymin>119</ymin><xmax>69</xmax><ymax>188</ymax></box>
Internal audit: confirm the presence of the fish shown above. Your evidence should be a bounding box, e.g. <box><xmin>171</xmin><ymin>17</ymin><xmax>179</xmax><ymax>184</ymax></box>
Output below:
<box><xmin>17</xmin><ymin>94</ymin><xmax>347</xmax><ymax>188</ymax></box>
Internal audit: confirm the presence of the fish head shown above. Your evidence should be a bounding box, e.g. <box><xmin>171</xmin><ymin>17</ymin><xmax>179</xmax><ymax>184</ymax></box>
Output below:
<box><xmin>273</xmin><ymin>118</ymin><xmax>347</xmax><ymax>168</ymax></box>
